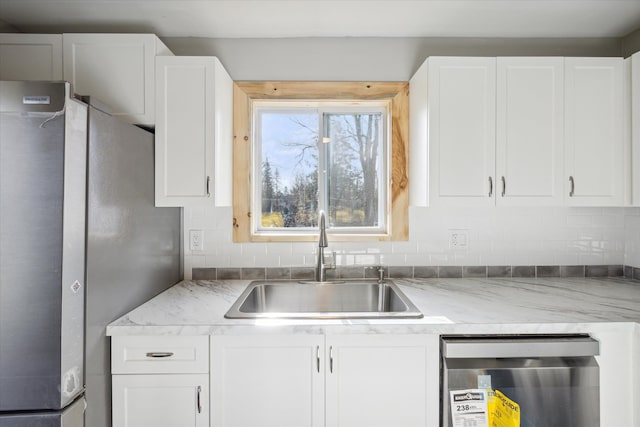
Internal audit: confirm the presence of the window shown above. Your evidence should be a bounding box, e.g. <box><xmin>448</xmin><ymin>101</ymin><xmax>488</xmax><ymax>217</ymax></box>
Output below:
<box><xmin>233</xmin><ymin>82</ymin><xmax>409</xmax><ymax>242</ymax></box>
<box><xmin>255</xmin><ymin>102</ymin><xmax>388</xmax><ymax>235</ymax></box>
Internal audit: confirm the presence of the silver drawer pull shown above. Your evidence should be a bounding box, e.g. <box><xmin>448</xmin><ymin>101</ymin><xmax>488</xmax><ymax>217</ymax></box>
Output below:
<box><xmin>329</xmin><ymin>346</ymin><xmax>334</xmax><ymax>373</ymax></box>
<box><xmin>197</xmin><ymin>385</ymin><xmax>202</xmax><ymax>414</ymax></box>
<box><xmin>569</xmin><ymin>176</ymin><xmax>575</xmax><ymax>197</ymax></box>
<box><xmin>145</xmin><ymin>352</ymin><xmax>174</xmax><ymax>358</ymax></box>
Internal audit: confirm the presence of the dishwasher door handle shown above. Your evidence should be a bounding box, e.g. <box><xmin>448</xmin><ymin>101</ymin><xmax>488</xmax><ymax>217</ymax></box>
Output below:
<box><xmin>442</xmin><ymin>336</ymin><xmax>600</xmax><ymax>358</ymax></box>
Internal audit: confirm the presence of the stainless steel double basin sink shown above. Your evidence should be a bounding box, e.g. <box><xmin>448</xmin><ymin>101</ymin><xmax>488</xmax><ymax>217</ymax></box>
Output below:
<box><xmin>224</xmin><ymin>279</ymin><xmax>423</xmax><ymax>319</ymax></box>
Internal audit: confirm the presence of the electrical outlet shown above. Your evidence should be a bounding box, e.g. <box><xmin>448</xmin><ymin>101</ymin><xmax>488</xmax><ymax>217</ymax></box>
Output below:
<box><xmin>189</xmin><ymin>230</ymin><xmax>204</xmax><ymax>251</ymax></box>
<box><xmin>449</xmin><ymin>229</ymin><xmax>469</xmax><ymax>250</ymax></box>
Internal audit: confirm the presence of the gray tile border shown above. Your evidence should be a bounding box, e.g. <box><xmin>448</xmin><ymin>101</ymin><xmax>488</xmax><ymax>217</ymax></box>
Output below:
<box><xmin>266</xmin><ymin>267</ymin><xmax>291</xmax><ymax>280</ymax></box>
<box><xmin>560</xmin><ymin>265</ymin><xmax>585</xmax><ymax>277</ymax></box>
<box><xmin>625</xmin><ymin>266</ymin><xmax>634</xmax><ymax>279</ymax></box>
<box><xmin>192</xmin><ymin>268</ymin><xmax>217</xmax><ymax>280</ymax></box>
<box><xmin>241</xmin><ymin>267</ymin><xmax>266</xmax><ymax>280</ymax></box>
<box><xmin>608</xmin><ymin>265</ymin><xmax>624</xmax><ymax>277</ymax></box>
<box><xmin>194</xmin><ymin>264</ymin><xmax>639</xmax><ymax>281</ymax></box>
<box><xmin>217</xmin><ymin>268</ymin><xmax>241</xmax><ymax>280</ymax></box>
<box><xmin>512</xmin><ymin>266</ymin><xmax>535</xmax><ymax>278</ymax></box>
<box><xmin>338</xmin><ymin>266</ymin><xmax>365</xmax><ymax>279</ymax></box>
<box><xmin>413</xmin><ymin>266</ymin><xmax>438</xmax><ymax>278</ymax></box>
<box><xmin>438</xmin><ymin>266</ymin><xmax>463</xmax><ymax>278</ymax></box>
<box><xmin>585</xmin><ymin>265</ymin><xmax>608</xmax><ymax>277</ymax></box>
<box><xmin>537</xmin><ymin>265</ymin><xmax>561</xmax><ymax>277</ymax></box>
<box><xmin>291</xmin><ymin>267</ymin><xmax>315</xmax><ymax>280</ymax></box>
<box><xmin>463</xmin><ymin>266</ymin><xmax>487</xmax><ymax>278</ymax></box>
<box><xmin>488</xmin><ymin>266</ymin><xmax>511</xmax><ymax>278</ymax></box>
<box><xmin>388</xmin><ymin>266</ymin><xmax>413</xmax><ymax>278</ymax></box>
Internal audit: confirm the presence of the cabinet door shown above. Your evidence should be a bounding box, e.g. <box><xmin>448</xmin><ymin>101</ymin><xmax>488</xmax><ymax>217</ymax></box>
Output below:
<box><xmin>0</xmin><ymin>34</ymin><xmax>62</xmax><ymax>80</ymax></box>
<box><xmin>565</xmin><ymin>57</ymin><xmax>625</xmax><ymax>206</ymax></box>
<box><xmin>155</xmin><ymin>56</ymin><xmax>233</xmax><ymax>207</ymax></box>
<box><xmin>325</xmin><ymin>335</ymin><xmax>429</xmax><ymax>427</ymax></box>
<box><xmin>211</xmin><ymin>335</ymin><xmax>324</xmax><ymax>427</ymax></box>
<box><xmin>112</xmin><ymin>374</ymin><xmax>209</xmax><ymax>427</ymax></box>
<box><xmin>496</xmin><ymin>57</ymin><xmax>564</xmax><ymax>206</ymax></box>
<box><xmin>427</xmin><ymin>57</ymin><xmax>497</xmax><ymax>206</ymax></box>
<box><xmin>63</xmin><ymin>34</ymin><xmax>171</xmax><ymax>125</ymax></box>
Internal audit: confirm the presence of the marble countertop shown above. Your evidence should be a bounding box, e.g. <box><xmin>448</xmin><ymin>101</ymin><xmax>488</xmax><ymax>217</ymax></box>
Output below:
<box><xmin>106</xmin><ymin>277</ymin><xmax>640</xmax><ymax>336</ymax></box>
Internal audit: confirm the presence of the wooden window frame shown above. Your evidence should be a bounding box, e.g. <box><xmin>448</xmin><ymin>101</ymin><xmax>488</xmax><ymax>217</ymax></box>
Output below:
<box><xmin>233</xmin><ymin>81</ymin><xmax>409</xmax><ymax>242</ymax></box>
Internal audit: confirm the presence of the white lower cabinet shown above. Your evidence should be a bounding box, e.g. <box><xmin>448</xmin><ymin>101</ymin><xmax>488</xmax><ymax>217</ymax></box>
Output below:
<box><xmin>111</xmin><ymin>335</ymin><xmax>210</xmax><ymax>427</ymax></box>
<box><xmin>211</xmin><ymin>334</ymin><xmax>324</xmax><ymax>427</ymax></box>
<box><xmin>210</xmin><ymin>334</ymin><xmax>431</xmax><ymax>427</ymax></box>
<box><xmin>325</xmin><ymin>335</ymin><xmax>430</xmax><ymax>427</ymax></box>
<box><xmin>112</xmin><ymin>374</ymin><xmax>209</xmax><ymax>427</ymax></box>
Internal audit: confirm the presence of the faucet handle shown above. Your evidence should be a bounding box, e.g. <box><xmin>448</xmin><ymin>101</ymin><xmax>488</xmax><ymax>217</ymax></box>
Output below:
<box><xmin>367</xmin><ymin>265</ymin><xmax>385</xmax><ymax>282</ymax></box>
<box><xmin>329</xmin><ymin>251</ymin><xmax>337</xmax><ymax>269</ymax></box>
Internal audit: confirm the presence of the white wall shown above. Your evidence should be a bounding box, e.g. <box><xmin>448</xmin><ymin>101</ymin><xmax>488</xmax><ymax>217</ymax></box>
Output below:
<box><xmin>165</xmin><ymin>36</ymin><xmax>640</xmax><ymax>278</ymax></box>
<box><xmin>0</xmin><ymin>19</ymin><xmax>18</xmax><ymax>32</ymax></box>
<box><xmin>183</xmin><ymin>206</ymin><xmax>640</xmax><ymax>278</ymax></box>
<box><xmin>623</xmin><ymin>28</ymin><xmax>640</xmax><ymax>57</ymax></box>
<box><xmin>163</xmin><ymin>36</ymin><xmax>622</xmax><ymax>81</ymax></box>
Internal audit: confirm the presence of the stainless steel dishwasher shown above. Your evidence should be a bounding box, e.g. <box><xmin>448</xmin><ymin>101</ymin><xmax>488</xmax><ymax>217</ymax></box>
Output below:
<box><xmin>441</xmin><ymin>335</ymin><xmax>600</xmax><ymax>427</ymax></box>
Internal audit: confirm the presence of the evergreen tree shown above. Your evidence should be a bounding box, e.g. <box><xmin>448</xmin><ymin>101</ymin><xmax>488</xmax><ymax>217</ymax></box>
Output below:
<box><xmin>262</xmin><ymin>157</ymin><xmax>274</xmax><ymax>214</ymax></box>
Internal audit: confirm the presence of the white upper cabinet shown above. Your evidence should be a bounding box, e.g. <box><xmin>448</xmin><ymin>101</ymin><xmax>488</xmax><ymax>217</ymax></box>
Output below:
<box><xmin>155</xmin><ymin>56</ymin><xmax>233</xmax><ymax>207</ymax></box>
<box><xmin>631</xmin><ymin>52</ymin><xmax>640</xmax><ymax>206</ymax></box>
<box><xmin>410</xmin><ymin>57</ymin><xmax>497</xmax><ymax>207</ymax></box>
<box><xmin>63</xmin><ymin>34</ymin><xmax>173</xmax><ymax>126</ymax></box>
<box><xmin>496</xmin><ymin>57</ymin><xmax>565</xmax><ymax>206</ymax></box>
<box><xmin>0</xmin><ymin>34</ymin><xmax>62</xmax><ymax>81</ymax></box>
<box><xmin>564</xmin><ymin>57</ymin><xmax>626</xmax><ymax>206</ymax></box>
<box><xmin>411</xmin><ymin>55</ymin><xmax>628</xmax><ymax>207</ymax></box>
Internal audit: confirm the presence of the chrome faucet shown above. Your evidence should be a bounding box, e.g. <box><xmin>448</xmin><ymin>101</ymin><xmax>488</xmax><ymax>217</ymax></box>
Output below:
<box><xmin>315</xmin><ymin>211</ymin><xmax>336</xmax><ymax>282</ymax></box>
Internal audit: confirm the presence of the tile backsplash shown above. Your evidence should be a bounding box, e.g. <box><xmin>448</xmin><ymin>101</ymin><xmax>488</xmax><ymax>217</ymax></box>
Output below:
<box><xmin>184</xmin><ymin>205</ymin><xmax>640</xmax><ymax>280</ymax></box>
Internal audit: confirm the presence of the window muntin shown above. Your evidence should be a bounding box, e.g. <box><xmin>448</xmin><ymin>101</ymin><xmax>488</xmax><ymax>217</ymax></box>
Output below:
<box><xmin>253</xmin><ymin>101</ymin><xmax>389</xmax><ymax>236</ymax></box>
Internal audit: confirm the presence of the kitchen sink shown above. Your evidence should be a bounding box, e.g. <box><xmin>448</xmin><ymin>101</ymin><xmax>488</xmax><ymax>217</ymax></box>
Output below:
<box><xmin>224</xmin><ymin>280</ymin><xmax>423</xmax><ymax>319</ymax></box>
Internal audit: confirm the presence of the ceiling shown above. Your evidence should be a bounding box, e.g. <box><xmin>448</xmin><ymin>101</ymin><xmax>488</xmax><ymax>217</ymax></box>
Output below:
<box><xmin>1</xmin><ymin>0</ymin><xmax>640</xmax><ymax>39</ymax></box>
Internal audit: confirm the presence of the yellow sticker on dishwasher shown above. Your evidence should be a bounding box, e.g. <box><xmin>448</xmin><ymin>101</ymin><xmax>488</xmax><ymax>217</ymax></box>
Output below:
<box><xmin>488</xmin><ymin>389</ymin><xmax>520</xmax><ymax>427</ymax></box>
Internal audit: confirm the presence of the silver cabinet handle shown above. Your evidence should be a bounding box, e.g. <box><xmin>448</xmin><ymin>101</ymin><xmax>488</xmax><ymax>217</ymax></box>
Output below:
<box><xmin>197</xmin><ymin>385</ymin><xmax>202</xmax><ymax>414</ymax></box>
<box><xmin>329</xmin><ymin>346</ymin><xmax>334</xmax><ymax>373</ymax></box>
<box><xmin>501</xmin><ymin>176</ymin><xmax>506</xmax><ymax>197</ymax></box>
<box><xmin>488</xmin><ymin>176</ymin><xmax>493</xmax><ymax>197</ymax></box>
<box><xmin>316</xmin><ymin>346</ymin><xmax>320</xmax><ymax>373</ymax></box>
<box><xmin>206</xmin><ymin>176</ymin><xmax>211</xmax><ymax>197</ymax></box>
<box><xmin>569</xmin><ymin>176</ymin><xmax>575</xmax><ymax>197</ymax></box>
<box><xmin>145</xmin><ymin>352</ymin><xmax>174</xmax><ymax>358</ymax></box>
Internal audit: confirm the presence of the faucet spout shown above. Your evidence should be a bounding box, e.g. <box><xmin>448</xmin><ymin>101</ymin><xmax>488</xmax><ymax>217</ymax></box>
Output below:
<box><xmin>318</xmin><ymin>211</ymin><xmax>328</xmax><ymax>248</ymax></box>
<box><xmin>315</xmin><ymin>211</ymin><xmax>335</xmax><ymax>282</ymax></box>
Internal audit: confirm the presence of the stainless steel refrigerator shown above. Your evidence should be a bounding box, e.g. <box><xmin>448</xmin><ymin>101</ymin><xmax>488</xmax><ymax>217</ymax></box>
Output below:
<box><xmin>0</xmin><ymin>81</ymin><xmax>182</xmax><ymax>426</ymax></box>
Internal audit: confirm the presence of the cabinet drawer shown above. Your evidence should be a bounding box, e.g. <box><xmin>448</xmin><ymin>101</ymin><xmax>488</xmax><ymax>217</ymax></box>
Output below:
<box><xmin>112</xmin><ymin>336</ymin><xmax>209</xmax><ymax>374</ymax></box>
